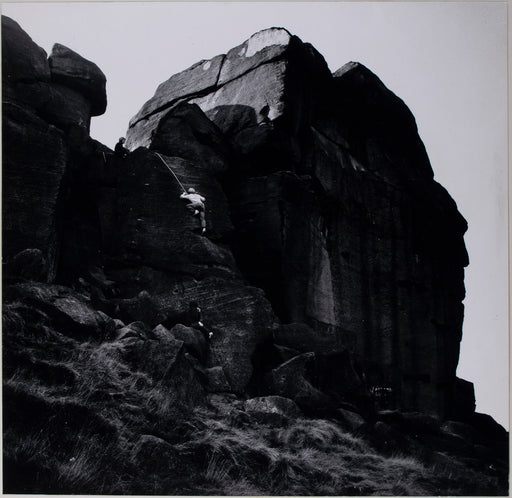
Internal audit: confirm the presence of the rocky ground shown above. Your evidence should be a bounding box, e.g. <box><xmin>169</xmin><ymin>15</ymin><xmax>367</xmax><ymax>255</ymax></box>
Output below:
<box><xmin>3</xmin><ymin>279</ymin><xmax>508</xmax><ymax>494</ymax></box>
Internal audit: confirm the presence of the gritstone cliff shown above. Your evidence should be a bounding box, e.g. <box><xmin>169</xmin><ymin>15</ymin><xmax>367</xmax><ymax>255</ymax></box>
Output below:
<box><xmin>125</xmin><ymin>26</ymin><xmax>470</xmax><ymax>419</ymax></box>
<box><xmin>2</xmin><ymin>17</ymin><xmax>508</xmax><ymax>495</ymax></box>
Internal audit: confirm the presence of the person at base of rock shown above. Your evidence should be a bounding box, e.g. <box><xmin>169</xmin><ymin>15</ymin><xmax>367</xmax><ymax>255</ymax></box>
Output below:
<box><xmin>115</xmin><ymin>137</ymin><xmax>129</xmax><ymax>158</ymax></box>
<box><xmin>180</xmin><ymin>188</ymin><xmax>206</xmax><ymax>235</ymax></box>
<box><xmin>162</xmin><ymin>301</ymin><xmax>214</xmax><ymax>341</ymax></box>
<box><xmin>187</xmin><ymin>301</ymin><xmax>214</xmax><ymax>341</ymax></box>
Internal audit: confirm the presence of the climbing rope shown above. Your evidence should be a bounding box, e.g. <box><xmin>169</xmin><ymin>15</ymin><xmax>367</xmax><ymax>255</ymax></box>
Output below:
<box><xmin>154</xmin><ymin>152</ymin><xmax>187</xmax><ymax>193</ymax></box>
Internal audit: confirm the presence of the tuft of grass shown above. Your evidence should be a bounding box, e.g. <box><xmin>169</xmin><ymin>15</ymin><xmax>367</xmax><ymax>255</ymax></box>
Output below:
<box><xmin>2</xmin><ymin>303</ymin><xmax>26</xmax><ymax>334</ymax></box>
<box><xmin>205</xmin><ymin>452</ymin><xmax>234</xmax><ymax>483</ymax></box>
<box><xmin>277</xmin><ymin>417</ymin><xmax>370</xmax><ymax>452</ymax></box>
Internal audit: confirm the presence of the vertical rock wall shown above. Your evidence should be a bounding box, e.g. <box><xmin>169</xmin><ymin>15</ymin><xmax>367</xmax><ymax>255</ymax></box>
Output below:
<box><xmin>3</xmin><ymin>18</ymin><xmax>470</xmax><ymax>417</ymax></box>
<box><xmin>126</xmin><ymin>27</ymin><xmax>469</xmax><ymax>417</ymax></box>
<box><xmin>2</xmin><ymin>16</ymin><xmax>108</xmax><ymax>282</ymax></box>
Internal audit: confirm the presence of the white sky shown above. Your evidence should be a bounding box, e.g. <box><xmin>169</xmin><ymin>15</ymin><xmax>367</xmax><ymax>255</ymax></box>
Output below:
<box><xmin>1</xmin><ymin>1</ymin><xmax>509</xmax><ymax>428</ymax></box>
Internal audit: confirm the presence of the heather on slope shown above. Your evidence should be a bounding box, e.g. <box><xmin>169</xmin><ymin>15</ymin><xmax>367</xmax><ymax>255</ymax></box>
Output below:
<box><xmin>3</xmin><ymin>292</ymin><xmax>507</xmax><ymax>495</ymax></box>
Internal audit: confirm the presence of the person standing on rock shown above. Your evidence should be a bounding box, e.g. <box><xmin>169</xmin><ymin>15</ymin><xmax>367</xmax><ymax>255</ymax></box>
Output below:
<box><xmin>180</xmin><ymin>188</ymin><xmax>207</xmax><ymax>235</ymax></box>
<box><xmin>115</xmin><ymin>137</ymin><xmax>129</xmax><ymax>158</ymax></box>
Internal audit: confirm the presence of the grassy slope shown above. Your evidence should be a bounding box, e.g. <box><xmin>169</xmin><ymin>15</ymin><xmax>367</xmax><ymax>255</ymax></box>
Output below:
<box><xmin>2</xmin><ymin>297</ymin><xmax>508</xmax><ymax>495</ymax></box>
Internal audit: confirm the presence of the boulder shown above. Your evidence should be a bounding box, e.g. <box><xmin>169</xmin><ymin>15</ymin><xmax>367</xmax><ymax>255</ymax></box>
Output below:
<box><xmin>469</xmin><ymin>412</ymin><xmax>508</xmax><ymax>442</ymax></box>
<box><xmin>99</xmin><ymin>274</ymin><xmax>277</xmax><ymax>396</ymax></box>
<box><xmin>309</xmin><ymin>350</ymin><xmax>369</xmax><ymax>409</ymax></box>
<box><xmin>121</xmin><ymin>333</ymin><xmax>206</xmax><ymax>411</ymax></box>
<box><xmin>244</xmin><ymin>395</ymin><xmax>302</xmax><ymax>424</ymax></box>
<box><xmin>377</xmin><ymin>410</ymin><xmax>441</xmax><ymax>436</ymax></box>
<box><xmin>4</xmin><ymin>248</ymin><xmax>47</xmax><ymax>282</ymax></box>
<box><xmin>205</xmin><ymin>366</ymin><xmax>232</xmax><ymax>393</ymax></box>
<box><xmin>441</xmin><ymin>420</ymin><xmax>477</xmax><ymax>443</ymax></box>
<box><xmin>115</xmin><ymin>290</ymin><xmax>162</xmax><ymax>327</ymax></box>
<box><xmin>6</xmin><ymin>282</ymin><xmax>113</xmax><ymax>340</ymax></box>
<box><xmin>268</xmin><ymin>353</ymin><xmax>330</xmax><ymax>412</ymax></box>
<box><xmin>147</xmin><ymin>102</ymin><xmax>230</xmax><ymax>174</ymax></box>
<box><xmin>265</xmin><ymin>349</ymin><xmax>370</xmax><ymax>416</ymax></box>
<box><xmin>48</xmin><ymin>43</ymin><xmax>107</xmax><ymax>115</ymax></box>
<box><xmin>169</xmin><ymin>323</ymin><xmax>207</xmax><ymax>361</ymax></box>
<box><xmin>335</xmin><ymin>408</ymin><xmax>366</xmax><ymax>431</ymax></box>
<box><xmin>131</xmin><ymin>435</ymin><xmax>178</xmax><ymax>474</ymax></box>
<box><xmin>1</xmin><ymin>16</ymin><xmax>51</xmax><ymax>85</ymax></box>
<box><xmin>151</xmin><ymin>323</ymin><xmax>170</xmax><ymax>341</ymax></box>
<box><xmin>115</xmin><ymin>321</ymin><xmax>150</xmax><ymax>341</ymax></box>
<box><xmin>152</xmin><ymin>277</ymin><xmax>277</xmax><ymax>393</ymax></box>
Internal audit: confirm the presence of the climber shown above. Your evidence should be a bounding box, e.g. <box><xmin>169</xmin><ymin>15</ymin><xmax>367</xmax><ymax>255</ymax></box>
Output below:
<box><xmin>187</xmin><ymin>301</ymin><xmax>214</xmax><ymax>341</ymax></box>
<box><xmin>180</xmin><ymin>187</ymin><xmax>207</xmax><ymax>235</ymax></box>
<box><xmin>162</xmin><ymin>301</ymin><xmax>214</xmax><ymax>341</ymax></box>
<box><xmin>115</xmin><ymin>137</ymin><xmax>129</xmax><ymax>158</ymax></box>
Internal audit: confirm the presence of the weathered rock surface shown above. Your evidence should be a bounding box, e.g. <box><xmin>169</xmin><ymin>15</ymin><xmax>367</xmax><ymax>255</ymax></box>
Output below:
<box><xmin>15</xmin><ymin>81</ymin><xmax>93</xmax><ymax>129</ymax></box>
<box><xmin>125</xmin><ymin>26</ymin><xmax>470</xmax><ymax>418</ymax></box>
<box><xmin>1</xmin><ymin>15</ymin><xmax>478</xmax><ymax>416</ymax></box>
<box><xmin>127</xmin><ymin>27</ymin><xmax>331</xmax><ymax>171</ymax></box>
<box><xmin>244</xmin><ymin>395</ymin><xmax>303</xmax><ymax>423</ymax></box>
<box><xmin>168</xmin><ymin>323</ymin><xmax>207</xmax><ymax>361</ymax></box>
<box><xmin>4</xmin><ymin>248</ymin><xmax>47</xmax><ymax>282</ymax></box>
<box><xmin>100</xmin><ymin>147</ymin><xmax>235</xmax><ymax>264</ymax></box>
<box><xmin>1</xmin><ymin>16</ymin><xmax>51</xmax><ymax>84</ymax></box>
<box><xmin>151</xmin><ymin>278</ymin><xmax>277</xmax><ymax>393</ymax></box>
<box><xmin>2</xmin><ymin>102</ymin><xmax>68</xmax><ymax>281</ymax></box>
<box><xmin>2</xmin><ymin>15</ymin><xmax>110</xmax><ymax>283</ymax></box>
<box><xmin>2</xmin><ymin>18</ymin><xmax>508</xmax><ymax>496</ymax></box>
<box><xmin>49</xmin><ymin>43</ymin><xmax>107</xmax><ymax>115</ymax></box>
<box><xmin>131</xmin><ymin>435</ymin><xmax>178</xmax><ymax>474</ymax></box>
<box><xmin>335</xmin><ymin>408</ymin><xmax>366</xmax><ymax>431</ymax></box>
<box><xmin>205</xmin><ymin>366</ymin><xmax>232</xmax><ymax>392</ymax></box>
<box><xmin>5</xmin><ymin>281</ymin><xmax>115</xmax><ymax>340</ymax></box>
<box><xmin>148</xmin><ymin>102</ymin><xmax>231</xmax><ymax>173</ymax></box>
<box><xmin>3</xmin><ymin>17</ymin><xmax>473</xmax><ymax>416</ymax></box>
<box><xmin>115</xmin><ymin>321</ymin><xmax>149</xmax><ymax>341</ymax></box>
<box><xmin>268</xmin><ymin>353</ymin><xmax>331</xmax><ymax>412</ymax></box>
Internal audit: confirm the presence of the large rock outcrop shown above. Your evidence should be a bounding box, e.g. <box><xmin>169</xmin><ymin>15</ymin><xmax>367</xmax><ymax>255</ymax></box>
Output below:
<box><xmin>2</xmin><ymin>16</ymin><xmax>109</xmax><ymax>282</ymax></box>
<box><xmin>125</xmin><ymin>27</ymin><xmax>469</xmax><ymax>418</ymax></box>
<box><xmin>3</xmin><ymin>18</ymin><xmax>508</xmax><ymax>496</ymax></box>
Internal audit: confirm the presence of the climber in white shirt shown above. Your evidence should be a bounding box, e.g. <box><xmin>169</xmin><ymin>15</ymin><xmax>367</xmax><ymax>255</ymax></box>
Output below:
<box><xmin>180</xmin><ymin>187</ymin><xmax>206</xmax><ymax>235</ymax></box>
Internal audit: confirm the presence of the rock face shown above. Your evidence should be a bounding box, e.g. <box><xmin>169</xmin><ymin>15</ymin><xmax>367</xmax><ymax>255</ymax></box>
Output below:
<box><xmin>49</xmin><ymin>43</ymin><xmax>107</xmax><ymax>116</ymax></box>
<box><xmin>2</xmin><ymin>16</ymin><xmax>109</xmax><ymax>282</ymax></box>
<box><xmin>124</xmin><ymin>27</ymin><xmax>469</xmax><ymax>418</ymax></box>
<box><xmin>3</xmin><ymin>18</ymin><xmax>508</xmax><ymax>496</ymax></box>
